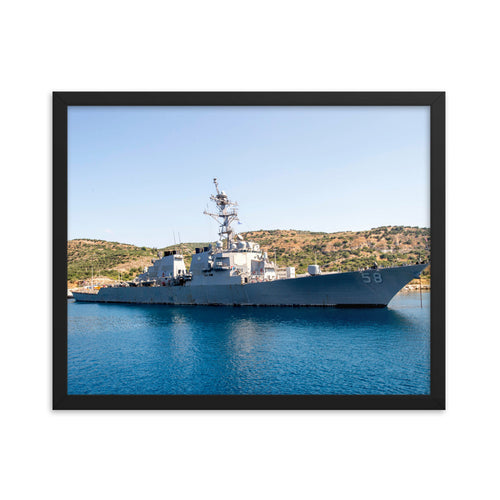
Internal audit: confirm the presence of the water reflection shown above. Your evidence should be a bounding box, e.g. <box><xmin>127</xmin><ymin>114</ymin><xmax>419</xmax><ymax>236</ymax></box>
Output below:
<box><xmin>86</xmin><ymin>301</ymin><xmax>424</xmax><ymax>330</ymax></box>
<box><xmin>68</xmin><ymin>292</ymin><xmax>430</xmax><ymax>395</ymax></box>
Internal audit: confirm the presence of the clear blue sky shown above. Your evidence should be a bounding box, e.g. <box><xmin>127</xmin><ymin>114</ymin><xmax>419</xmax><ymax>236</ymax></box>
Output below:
<box><xmin>68</xmin><ymin>106</ymin><xmax>430</xmax><ymax>247</ymax></box>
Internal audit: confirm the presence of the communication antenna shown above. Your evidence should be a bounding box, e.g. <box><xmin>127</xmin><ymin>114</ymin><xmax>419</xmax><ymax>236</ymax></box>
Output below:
<box><xmin>203</xmin><ymin>178</ymin><xmax>240</xmax><ymax>248</ymax></box>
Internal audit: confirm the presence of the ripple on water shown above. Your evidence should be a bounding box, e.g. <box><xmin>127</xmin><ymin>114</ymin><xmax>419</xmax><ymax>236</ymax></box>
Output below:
<box><xmin>67</xmin><ymin>292</ymin><xmax>430</xmax><ymax>395</ymax></box>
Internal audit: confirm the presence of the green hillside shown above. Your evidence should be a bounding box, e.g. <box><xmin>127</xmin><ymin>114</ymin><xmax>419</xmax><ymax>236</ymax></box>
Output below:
<box><xmin>68</xmin><ymin>226</ymin><xmax>430</xmax><ymax>285</ymax></box>
<box><xmin>67</xmin><ymin>240</ymin><xmax>208</xmax><ymax>284</ymax></box>
<box><xmin>242</xmin><ymin>226</ymin><xmax>430</xmax><ymax>274</ymax></box>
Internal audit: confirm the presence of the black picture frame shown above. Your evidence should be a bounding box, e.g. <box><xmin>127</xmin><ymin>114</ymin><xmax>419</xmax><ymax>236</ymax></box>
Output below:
<box><xmin>53</xmin><ymin>91</ymin><xmax>445</xmax><ymax>410</ymax></box>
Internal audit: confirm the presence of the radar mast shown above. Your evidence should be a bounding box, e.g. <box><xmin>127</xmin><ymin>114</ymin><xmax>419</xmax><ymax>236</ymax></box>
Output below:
<box><xmin>203</xmin><ymin>178</ymin><xmax>240</xmax><ymax>248</ymax></box>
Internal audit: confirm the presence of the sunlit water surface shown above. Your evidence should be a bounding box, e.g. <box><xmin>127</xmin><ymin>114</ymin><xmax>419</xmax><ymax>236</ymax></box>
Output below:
<box><xmin>68</xmin><ymin>292</ymin><xmax>430</xmax><ymax>395</ymax></box>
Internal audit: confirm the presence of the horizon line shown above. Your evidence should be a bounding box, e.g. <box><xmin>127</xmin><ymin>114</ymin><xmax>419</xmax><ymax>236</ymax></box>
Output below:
<box><xmin>68</xmin><ymin>224</ymin><xmax>430</xmax><ymax>247</ymax></box>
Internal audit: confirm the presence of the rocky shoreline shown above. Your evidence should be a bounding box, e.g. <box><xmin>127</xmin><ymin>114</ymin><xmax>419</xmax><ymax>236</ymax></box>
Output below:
<box><xmin>402</xmin><ymin>284</ymin><xmax>430</xmax><ymax>291</ymax></box>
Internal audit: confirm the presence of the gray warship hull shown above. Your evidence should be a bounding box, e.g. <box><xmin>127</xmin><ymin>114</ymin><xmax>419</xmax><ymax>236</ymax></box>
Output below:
<box><xmin>72</xmin><ymin>263</ymin><xmax>427</xmax><ymax>307</ymax></box>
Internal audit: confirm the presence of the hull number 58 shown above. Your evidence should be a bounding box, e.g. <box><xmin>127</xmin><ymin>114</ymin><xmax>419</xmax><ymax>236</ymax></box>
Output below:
<box><xmin>361</xmin><ymin>272</ymin><xmax>383</xmax><ymax>284</ymax></box>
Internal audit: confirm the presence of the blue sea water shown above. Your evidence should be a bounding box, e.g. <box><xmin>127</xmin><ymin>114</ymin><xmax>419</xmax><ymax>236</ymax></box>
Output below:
<box><xmin>67</xmin><ymin>292</ymin><xmax>430</xmax><ymax>395</ymax></box>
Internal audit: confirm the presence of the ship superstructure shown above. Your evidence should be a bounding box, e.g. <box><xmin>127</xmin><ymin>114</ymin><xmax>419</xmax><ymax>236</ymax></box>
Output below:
<box><xmin>135</xmin><ymin>178</ymin><xmax>279</xmax><ymax>287</ymax></box>
<box><xmin>72</xmin><ymin>179</ymin><xmax>429</xmax><ymax>307</ymax></box>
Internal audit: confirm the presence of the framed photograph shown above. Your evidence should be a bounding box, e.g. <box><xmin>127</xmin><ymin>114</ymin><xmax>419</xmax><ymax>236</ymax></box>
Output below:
<box><xmin>53</xmin><ymin>92</ymin><xmax>445</xmax><ymax>410</ymax></box>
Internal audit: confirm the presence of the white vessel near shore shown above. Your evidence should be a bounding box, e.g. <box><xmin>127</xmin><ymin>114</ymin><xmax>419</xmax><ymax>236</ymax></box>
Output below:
<box><xmin>73</xmin><ymin>179</ymin><xmax>428</xmax><ymax>307</ymax></box>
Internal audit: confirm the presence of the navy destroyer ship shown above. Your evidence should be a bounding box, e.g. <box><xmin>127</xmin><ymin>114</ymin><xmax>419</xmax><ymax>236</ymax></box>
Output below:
<box><xmin>72</xmin><ymin>179</ymin><xmax>428</xmax><ymax>307</ymax></box>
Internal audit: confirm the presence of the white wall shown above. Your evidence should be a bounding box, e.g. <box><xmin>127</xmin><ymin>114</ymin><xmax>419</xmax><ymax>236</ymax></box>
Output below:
<box><xmin>1</xmin><ymin>1</ymin><xmax>498</xmax><ymax>499</ymax></box>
